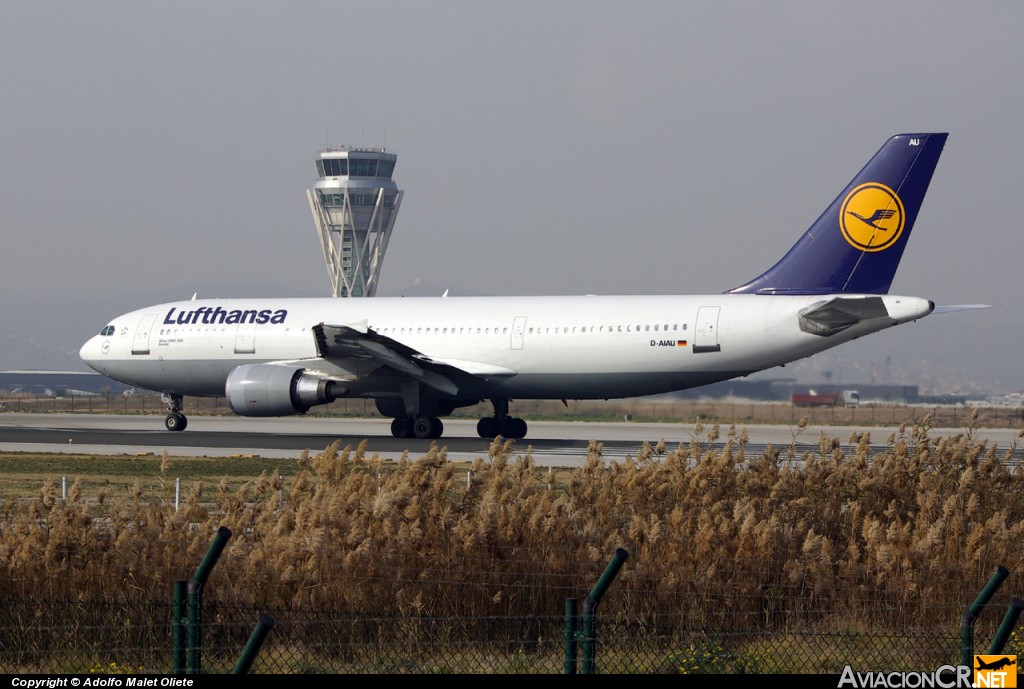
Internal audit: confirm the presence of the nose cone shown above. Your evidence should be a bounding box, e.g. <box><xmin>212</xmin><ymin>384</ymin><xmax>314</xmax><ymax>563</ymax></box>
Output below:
<box><xmin>79</xmin><ymin>336</ymin><xmax>103</xmax><ymax>372</ymax></box>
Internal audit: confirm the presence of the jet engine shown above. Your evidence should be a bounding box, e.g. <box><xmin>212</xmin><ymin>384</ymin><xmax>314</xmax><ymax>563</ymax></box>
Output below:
<box><xmin>226</xmin><ymin>364</ymin><xmax>347</xmax><ymax>417</ymax></box>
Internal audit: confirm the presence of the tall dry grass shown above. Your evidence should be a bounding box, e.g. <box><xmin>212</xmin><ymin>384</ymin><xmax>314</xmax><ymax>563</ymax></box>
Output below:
<box><xmin>1</xmin><ymin>413</ymin><xmax>1022</xmax><ymax>635</ymax></box>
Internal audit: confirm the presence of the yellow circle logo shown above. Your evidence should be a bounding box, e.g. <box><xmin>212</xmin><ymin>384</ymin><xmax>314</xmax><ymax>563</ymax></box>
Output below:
<box><xmin>839</xmin><ymin>183</ymin><xmax>905</xmax><ymax>252</ymax></box>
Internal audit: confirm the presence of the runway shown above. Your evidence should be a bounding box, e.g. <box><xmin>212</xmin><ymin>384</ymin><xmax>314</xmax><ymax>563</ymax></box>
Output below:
<box><xmin>1</xmin><ymin>413</ymin><xmax>1021</xmax><ymax>467</ymax></box>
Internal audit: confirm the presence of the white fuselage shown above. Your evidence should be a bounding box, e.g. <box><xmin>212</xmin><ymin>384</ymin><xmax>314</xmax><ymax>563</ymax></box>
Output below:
<box><xmin>79</xmin><ymin>293</ymin><xmax>933</xmax><ymax>402</ymax></box>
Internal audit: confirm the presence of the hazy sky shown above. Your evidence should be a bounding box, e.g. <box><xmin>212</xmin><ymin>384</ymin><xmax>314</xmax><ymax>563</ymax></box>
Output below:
<box><xmin>2</xmin><ymin>2</ymin><xmax>1022</xmax><ymax>394</ymax></box>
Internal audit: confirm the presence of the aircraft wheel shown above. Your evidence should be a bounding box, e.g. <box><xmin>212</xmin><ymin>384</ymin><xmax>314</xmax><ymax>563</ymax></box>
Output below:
<box><xmin>477</xmin><ymin>417</ymin><xmax>499</xmax><ymax>438</ymax></box>
<box><xmin>513</xmin><ymin>417</ymin><xmax>528</xmax><ymax>439</ymax></box>
<box><xmin>413</xmin><ymin>416</ymin><xmax>436</xmax><ymax>439</ymax></box>
<box><xmin>430</xmin><ymin>417</ymin><xmax>444</xmax><ymax>439</ymax></box>
<box><xmin>500</xmin><ymin>416</ymin><xmax>526</xmax><ymax>439</ymax></box>
<box><xmin>165</xmin><ymin>413</ymin><xmax>187</xmax><ymax>432</ymax></box>
<box><xmin>391</xmin><ymin>417</ymin><xmax>413</xmax><ymax>438</ymax></box>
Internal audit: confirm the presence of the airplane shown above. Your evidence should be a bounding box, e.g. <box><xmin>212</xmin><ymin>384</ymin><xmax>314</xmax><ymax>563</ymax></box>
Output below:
<box><xmin>975</xmin><ymin>656</ymin><xmax>1016</xmax><ymax>672</ymax></box>
<box><xmin>79</xmin><ymin>132</ymin><xmax>986</xmax><ymax>440</ymax></box>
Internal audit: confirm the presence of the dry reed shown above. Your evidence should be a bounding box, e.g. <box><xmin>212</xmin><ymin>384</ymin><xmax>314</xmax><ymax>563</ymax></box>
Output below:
<box><xmin>1</xmin><ymin>414</ymin><xmax>1022</xmax><ymax>636</ymax></box>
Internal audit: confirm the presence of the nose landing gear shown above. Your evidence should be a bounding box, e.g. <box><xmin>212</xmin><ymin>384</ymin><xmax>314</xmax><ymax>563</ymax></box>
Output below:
<box><xmin>162</xmin><ymin>393</ymin><xmax>188</xmax><ymax>432</ymax></box>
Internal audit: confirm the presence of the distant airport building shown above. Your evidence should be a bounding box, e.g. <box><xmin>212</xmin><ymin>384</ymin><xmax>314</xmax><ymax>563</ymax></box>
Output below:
<box><xmin>307</xmin><ymin>146</ymin><xmax>404</xmax><ymax>297</ymax></box>
<box><xmin>0</xmin><ymin>370</ymin><xmax>133</xmax><ymax>396</ymax></box>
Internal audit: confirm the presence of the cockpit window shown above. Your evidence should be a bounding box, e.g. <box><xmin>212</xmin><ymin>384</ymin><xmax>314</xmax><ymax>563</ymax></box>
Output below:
<box><xmin>101</xmin><ymin>325</ymin><xmax>115</xmax><ymax>336</ymax></box>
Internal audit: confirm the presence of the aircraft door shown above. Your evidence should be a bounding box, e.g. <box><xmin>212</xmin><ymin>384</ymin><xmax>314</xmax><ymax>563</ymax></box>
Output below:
<box><xmin>693</xmin><ymin>306</ymin><xmax>722</xmax><ymax>353</ymax></box>
<box><xmin>131</xmin><ymin>314</ymin><xmax>158</xmax><ymax>355</ymax></box>
<box><xmin>510</xmin><ymin>316</ymin><xmax>527</xmax><ymax>350</ymax></box>
<box><xmin>235</xmin><ymin>323</ymin><xmax>256</xmax><ymax>354</ymax></box>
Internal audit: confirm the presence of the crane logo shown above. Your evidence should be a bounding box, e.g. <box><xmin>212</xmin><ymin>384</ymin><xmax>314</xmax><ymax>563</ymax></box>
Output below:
<box><xmin>839</xmin><ymin>182</ymin><xmax>905</xmax><ymax>252</ymax></box>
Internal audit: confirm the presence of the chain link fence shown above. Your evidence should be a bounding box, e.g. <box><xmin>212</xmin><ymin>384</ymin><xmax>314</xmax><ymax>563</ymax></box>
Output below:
<box><xmin>0</xmin><ymin>597</ymin><xmax>1009</xmax><ymax>674</ymax></box>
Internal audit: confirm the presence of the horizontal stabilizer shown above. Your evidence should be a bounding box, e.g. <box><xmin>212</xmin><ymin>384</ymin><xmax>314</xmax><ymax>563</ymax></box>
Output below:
<box><xmin>799</xmin><ymin>296</ymin><xmax>889</xmax><ymax>336</ymax></box>
<box><xmin>932</xmin><ymin>304</ymin><xmax>992</xmax><ymax>314</ymax></box>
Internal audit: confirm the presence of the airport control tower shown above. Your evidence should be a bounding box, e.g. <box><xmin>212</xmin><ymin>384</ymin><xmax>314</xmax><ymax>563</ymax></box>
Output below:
<box><xmin>307</xmin><ymin>146</ymin><xmax>403</xmax><ymax>297</ymax></box>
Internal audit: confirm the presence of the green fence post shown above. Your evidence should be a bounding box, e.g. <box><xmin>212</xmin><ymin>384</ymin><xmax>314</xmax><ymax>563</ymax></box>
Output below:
<box><xmin>564</xmin><ymin>598</ymin><xmax>578</xmax><ymax>675</ymax></box>
<box><xmin>187</xmin><ymin>579</ymin><xmax>202</xmax><ymax>674</ymax></box>
<box><xmin>231</xmin><ymin>614</ymin><xmax>275</xmax><ymax>674</ymax></box>
<box><xmin>581</xmin><ymin>548</ymin><xmax>630</xmax><ymax>675</ymax></box>
<box><xmin>171</xmin><ymin>580</ymin><xmax>187</xmax><ymax>674</ymax></box>
<box><xmin>194</xmin><ymin>526</ymin><xmax>231</xmax><ymax>585</ymax></box>
<box><xmin>962</xmin><ymin>565</ymin><xmax>1009</xmax><ymax>667</ymax></box>
<box><xmin>987</xmin><ymin>597</ymin><xmax>1024</xmax><ymax>654</ymax></box>
<box><xmin>187</xmin><ymin>526</ymin><xmax>232</xmax><ymax>674</ymax></box>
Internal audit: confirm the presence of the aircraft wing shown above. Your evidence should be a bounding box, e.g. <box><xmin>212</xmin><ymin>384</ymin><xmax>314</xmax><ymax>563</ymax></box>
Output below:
<box><xmin>313</xmin><ymin>323</ymin><xmax>516</xmax><ymax>396</ymax></box>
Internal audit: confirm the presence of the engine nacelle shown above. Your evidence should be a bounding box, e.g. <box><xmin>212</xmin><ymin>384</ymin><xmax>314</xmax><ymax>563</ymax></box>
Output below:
<box><xmin>226</xmin><ymin>364</ymin><xmax>346</xmax><ymax>417</ymax></box>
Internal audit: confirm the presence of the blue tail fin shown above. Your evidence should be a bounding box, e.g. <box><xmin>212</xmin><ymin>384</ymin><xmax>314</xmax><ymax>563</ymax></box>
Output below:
<box><xmin>727</xmin><ymin>133</ymin><xmax>947</xmax><ymax>295</ymax></box>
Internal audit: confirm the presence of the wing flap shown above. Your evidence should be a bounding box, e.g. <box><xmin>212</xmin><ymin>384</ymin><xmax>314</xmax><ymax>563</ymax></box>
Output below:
<box><xmin>313</xmin><ymin>323</ymin><xmax>515</xmax><ymax>395</ymax></box>
<box><xmin>415</xmin><ymin>356</ymin><xmax>517</xmax><ymax>378</ymax></box>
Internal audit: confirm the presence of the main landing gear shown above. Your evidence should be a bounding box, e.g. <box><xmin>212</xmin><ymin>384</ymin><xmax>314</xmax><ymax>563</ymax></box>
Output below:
<box><xmin>387</xmin><ymin>399</ymin><xmax>528</xmax><ymax>440</ymax></box>
<box><xmin>162</xmin><ymin>393</ymin><xmax>188</xmax><ymax>432</ymax></box>
<box><xmin>477</xmin><ymin>398</ymin><xmax>527</xmax><ymax>439</ymax></box>
<box><xmin>391</xmin><ymin>415</ymin><xmax>444</xmax><ymax>439</ymax></box>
